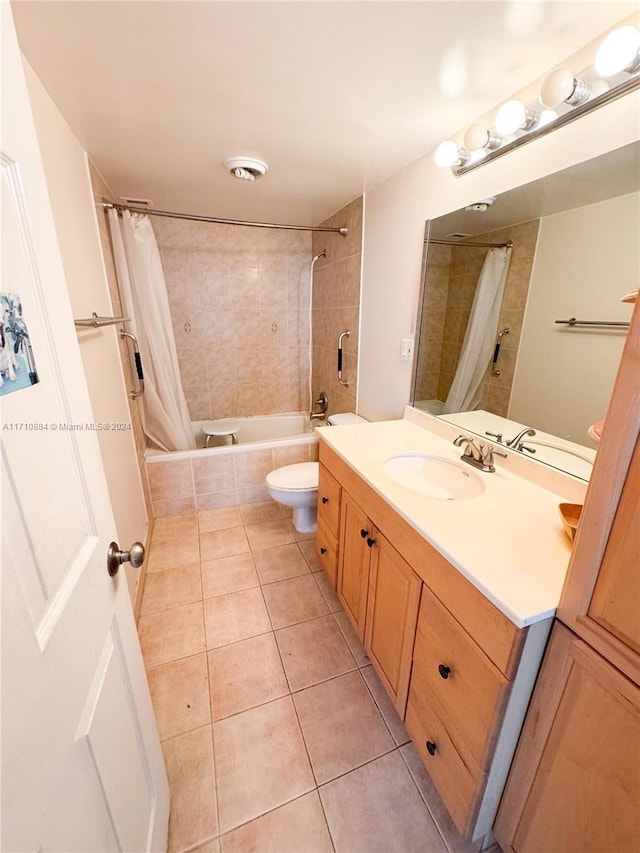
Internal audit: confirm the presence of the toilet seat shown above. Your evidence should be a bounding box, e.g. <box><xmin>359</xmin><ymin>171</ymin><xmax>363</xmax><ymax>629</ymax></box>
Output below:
<box><xmin>266</xmin><ymin>462</ymin><xmax>318</xmax><ymax>491</ymax></box>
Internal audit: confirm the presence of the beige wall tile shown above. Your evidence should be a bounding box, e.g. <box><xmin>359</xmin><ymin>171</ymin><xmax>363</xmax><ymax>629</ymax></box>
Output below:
<box><xmin>147</xmin><ymin>459</ymin><xmax>194</xmax><ymax>501</ymax></box>
<box><xmin>193</xmin><ymin>454</ymin><xmax>236</xmax><ymax>495</ymax></box>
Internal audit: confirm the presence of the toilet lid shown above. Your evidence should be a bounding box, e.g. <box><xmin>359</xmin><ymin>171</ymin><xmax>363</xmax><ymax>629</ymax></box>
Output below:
<box><xmin>266</xmin><ymin>462</ymin><xmax>319</xmax><ymax>490</ymax></box>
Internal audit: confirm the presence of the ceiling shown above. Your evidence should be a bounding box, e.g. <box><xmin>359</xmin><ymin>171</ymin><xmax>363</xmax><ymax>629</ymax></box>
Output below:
<box><xmin>11</xmin><ymin>0</ymin><xmax>638</xmax><ymax>226</ymax></box>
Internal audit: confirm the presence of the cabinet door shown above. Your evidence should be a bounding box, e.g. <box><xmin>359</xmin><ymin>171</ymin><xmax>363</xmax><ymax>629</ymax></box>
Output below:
<box><xmin>337</xmin><ymin>492</ymin><xmax>372</xmax><ymax>640</ymax></box>
<box><xmin>364</xmin><ymin>531</ymin><xmax>421</xmax><ymax>715</ymax></box>
<box><xmin>318</xmin><ymin>464</ymin><xmax>342</xmax><ymax>539</ymax></box>
<box><xmin>495</xmin><ymin>622</ymin><xmax>640</xmax><ymax>853</ymax></box>
<box><xmin>588</xmin><ymin>436</ymin><xmax>640</xmax><ymax>656</ymax></box>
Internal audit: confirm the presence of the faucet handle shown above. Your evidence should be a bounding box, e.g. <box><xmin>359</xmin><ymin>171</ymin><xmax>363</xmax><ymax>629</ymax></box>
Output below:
<box><xmin>481</xmin><ymin>444</ymin><xmax>508</xmax><ymax>470</ymax></box>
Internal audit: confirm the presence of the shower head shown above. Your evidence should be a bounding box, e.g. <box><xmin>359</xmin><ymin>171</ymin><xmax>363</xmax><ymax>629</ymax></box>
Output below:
<box><xmin>312</xmin><ymin>250</ymin><xmax>327</xmax><ymax>264</ymax></box>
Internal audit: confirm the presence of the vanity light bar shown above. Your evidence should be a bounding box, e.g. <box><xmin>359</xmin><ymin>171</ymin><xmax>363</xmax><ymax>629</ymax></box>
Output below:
<box><xmin>435</xmin><ymin>25</ymin><xmax>640</xmax><ymax>177</ymax></box>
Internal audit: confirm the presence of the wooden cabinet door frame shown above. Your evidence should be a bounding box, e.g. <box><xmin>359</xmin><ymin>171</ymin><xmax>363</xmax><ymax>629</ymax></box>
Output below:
<box><xmin>337</xmin><ymin>491</ymin><xmax>372</xmax><ymax>640</ymax></box>
<box><xmin>495</xmin><ymin>622</ymin><xmax>640</xmax><ymax>852</ymax></box>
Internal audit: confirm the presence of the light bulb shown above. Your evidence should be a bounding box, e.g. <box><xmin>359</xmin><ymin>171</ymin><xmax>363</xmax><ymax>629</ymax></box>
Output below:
<box><xmin>495</xmin><ymin>100</ymin><xmax>534</xmax><ymax>135</ymax></box>
<box><xmin>538</xmin><ymin>109</ymin><xmax>557</xmax><ymax>127</ymax></box>
<box><xmin>434</xmin><ymin>140</ymin><xmax>463</xmax><ymax>168</ymax></box>
<box><xmin>463</xmin><ymin>124</ymin><xmax>501</xmax><ymax>152</ymax></box>
<box><xmin>540</xmin><ymin>68</ymin><xmax>608</xmax><ymax>109</ymax></box>
<box><xmin>595</xmin><ymin>26</ymin><xmax>640</xmax><ymax>77</ymax></box>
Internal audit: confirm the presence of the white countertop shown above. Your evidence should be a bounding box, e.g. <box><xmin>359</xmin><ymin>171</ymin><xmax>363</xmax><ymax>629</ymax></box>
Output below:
<box><xmin>318</xmin><ymin>417</ymin><xmax>583</xmax><ymax>629</ymax></box>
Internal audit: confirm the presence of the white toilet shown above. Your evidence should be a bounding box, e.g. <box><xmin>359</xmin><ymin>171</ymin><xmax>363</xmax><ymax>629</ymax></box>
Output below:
<box><xmin>266</xmin><ymin>412</ymin><xmax>367</xmax><ymax>532</ymax></box>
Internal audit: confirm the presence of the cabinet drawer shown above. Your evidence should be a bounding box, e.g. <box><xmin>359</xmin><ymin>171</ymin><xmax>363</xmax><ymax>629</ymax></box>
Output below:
<box><xmin>316</xmin><ymin>518</ymin><xmax>338</xmax><ymax>588</ymax></box>
<box><xmin>318</xmin><ymin>464</ymin><xmax>341</xmax><ymax>538</ymax></box>
<box><xmin>406</xmin><ymin>667</ymin><xmax>486</xmax><ymax>837</ymax></box>
<box><xmin>413</xmin><ymin>585</ymin><xmax>509</xmax><ymax>769</ymax></box>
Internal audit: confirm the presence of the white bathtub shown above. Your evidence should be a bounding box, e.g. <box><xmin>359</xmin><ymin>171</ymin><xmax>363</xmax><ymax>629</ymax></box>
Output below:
<box><xmin>144</xmin><ymin>412</ymin><xmax>320</xmax><ymax>516</ymax></box>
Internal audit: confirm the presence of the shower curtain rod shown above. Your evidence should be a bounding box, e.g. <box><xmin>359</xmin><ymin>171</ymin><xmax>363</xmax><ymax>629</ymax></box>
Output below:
<box><xmin>428</xmin><ymin>238</ymin><xmax>513</xmax><ymax>248</ymax></box>
<box><xmin>102</xmin><ymin>202</ymin><xmax>348</xmax><ymax>236</ymax></box>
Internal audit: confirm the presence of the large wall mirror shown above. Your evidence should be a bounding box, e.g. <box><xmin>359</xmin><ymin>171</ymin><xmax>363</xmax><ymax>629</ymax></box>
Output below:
<box><xmin>411</xmin><ymin>141</ymin><xmax>639</xmax><ymax>481</ymax></box>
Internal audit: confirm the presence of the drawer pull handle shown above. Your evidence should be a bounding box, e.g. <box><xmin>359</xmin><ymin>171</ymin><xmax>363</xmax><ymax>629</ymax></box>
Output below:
<box><xmin>426</xmin><ymin>741</ymin><xmax>437</xmax><ymax>756</ymax></box>
<box><xmin>322</xmin><ymin>497</ymin><xmax>329</xmax><ymax>504</ymax></box>
<box><xmin>320</xmin><ymin>547</ymin><xmax>327</xmax><ymax>555</ymax></box>
<box><xmin>366</xmin><ymin>537</ymin><xmax>376</xmax><ymax>548</ymax></box>
<box><xmin>438</xmin><ymin>664</ymin><xmax>452</xmax><ymax>680</ymax></box>
<box><xmin>360</xmin><ymin>528</ymin><xmax>368</xmax><ymax>538</ymax></box>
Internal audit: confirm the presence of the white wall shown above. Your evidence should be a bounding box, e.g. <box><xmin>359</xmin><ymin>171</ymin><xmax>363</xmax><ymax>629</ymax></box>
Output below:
<box><xmin>24</xmin><ymin>61</ymin><xmax>148</xmax><ymax>603</ymax></box>
<box><xmin>508</xmin><ymin>192</ymin><xmax>639</xmax><ymax>445</ymax></box>
<box><xmin>359</xmin><ymin>91</ymin><xmax>640</xmax><ymax>422</ymax></box>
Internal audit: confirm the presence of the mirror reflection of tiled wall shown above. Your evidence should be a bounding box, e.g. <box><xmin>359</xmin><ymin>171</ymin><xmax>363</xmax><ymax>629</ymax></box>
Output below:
<box><xmin>416</xmin><ymin>219</ymin><xmax>539</xmax><ymax>416</ymax></box>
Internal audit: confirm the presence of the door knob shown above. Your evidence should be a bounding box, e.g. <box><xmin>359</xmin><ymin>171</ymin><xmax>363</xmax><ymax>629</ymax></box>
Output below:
<box><xmin>107</xmin><ymin>541</ymin><xmax>145</xmax><ymax>577</ymax></box>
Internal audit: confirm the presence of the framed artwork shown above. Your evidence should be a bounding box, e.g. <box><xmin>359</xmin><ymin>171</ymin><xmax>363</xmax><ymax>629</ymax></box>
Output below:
<box><xmin>0</xmin><ymin>291</ymin><xmax>39</xmax><ymax>396</ymax></box>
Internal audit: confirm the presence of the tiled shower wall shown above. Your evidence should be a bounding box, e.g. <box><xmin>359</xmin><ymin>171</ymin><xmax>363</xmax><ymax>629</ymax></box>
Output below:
<box><xmin>311</xmin><ymin>198</ymin><xmax>363</xmax><ymax>418</ymax></box>
<box><xmin>152</xmin><ymin>220</ymin><xmax>312</xmax><ymax>421</ymax></box>
<box><xmin>89</xmin><ymin>162</ymin><xmax>154</xmax><ymax>520</ymax></box>
<box><xmin>415</xmin><ymin>219</ymin><xmax>539</xmax><ymax>416</ymax></box>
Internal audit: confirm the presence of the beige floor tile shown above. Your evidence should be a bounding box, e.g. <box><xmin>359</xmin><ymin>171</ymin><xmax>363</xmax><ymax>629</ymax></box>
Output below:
<box><xmin>262</xmin><ymin>574</ymin><xmax>329</xmax><ymax>629</ymax></box>
<box><xmin>289</xmin><ymin>525</ymin><xmax>316</xmax><ymax>542</ymax></box>
<box><xmin>293</xmin><ymin>671</ymin><xmax>394</xmax><ymax>785</ymax></box>
<box><xmin>276</xmin><ymin>614</ymin><xmax>356</xmax><ymax>692</ymax></box>
<box><xmin>208</xmin><ymin>632</ymin><xmax>289</xmax><ymax>720</ymax></box>
<box><xmin>204</xmin><ymin>587</ymin><xmax>271</xmax><ymax>649</ymax></box>
<box><xmin>400</xmin><ymin>743</ymin><xmax>477</xmax><ymax>853</ymax></box>
<box><xmin>319</xmin><ymin>750</ymin><xmax>447</xmax><ymax>853</ymax></box>
<box><xmin>313</xmin><ymin>571</ymin><xmax>343</xmax><ymax>613</ymax></box>
<box><xmin>162</xmin><ymin>726</ymin><xmax>218</xmax><ymax>852</ymax></box>
<box><xmin>140</xmin><ymin>563</ymin><xmax>202</xmax><ymax>616</ymax></box>
<box><xmin>200</xmin><ymin>527</ymin><xmax>250</xmax><ymax>561</ymax></box>
<box><xmin>361</xmin><ymin>665</ymin><xmax>411</xmax><ymax>747</ymax></box>
<box><xmin>214</xmin><ymin>696</ymin><xmax>315</xmax><ymax>834</ymax></box>
<box><xmin>252</xmin><ymin>543</ymin><xmax>311</xmax><ymax>585</ymax></box>
<box><xmin>192</xmin><ymin>840</ymin><xmax>219</xmax><ymax>853</ymax></box>
<box><xmin>333</xmin><ymin>611</ymin><xmax>369</xmax><ymax>667</ymax></box>
<box><xmin>238</xmin><ymin>500</ymin><xmax>282</xmax><ymax>525</ymax></box>
<box><xmin>245</xmin><ymin>518</ymin><xmax>297</xmax><ymax>551</ymax></box>
<box><xmin>139</xmin><ymin>601</ymin><xmax>206</xmax><ymax>667</ymax></box>
<box><xmin>298</xmin><ymin>539</ymin><xmax>322</xmax><ymax>572</ymax></box>
<box><xmin>220</xmin><ymin>791</ymin><xmax>333</xmax><ymax>853</ymax></box>
<box><xmin>198</xmin><ymin>506</ymin><xmax>243</xmax><ymax>533</ymax></box>
<box><xmin>152</xmin><ymin>514</ymin><xmax>198</xmax><ymax>543</ymax></box>
<box><xmin>201</xmin><ymin>553</ymin><xmax>259</xmax><ymax>599</ymax></box>
<box><xmin>147</xmin><ymin>536</ymin><xmax>200</xmax><ymax>572</ymax></box>
<box><xmin>147</xmin><ymin>653</ymin><xmax>211</xmax><ymax>741</ymax></box>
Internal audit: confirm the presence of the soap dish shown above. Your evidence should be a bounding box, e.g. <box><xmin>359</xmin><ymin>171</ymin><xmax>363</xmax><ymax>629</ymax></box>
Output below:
<box><xmin>559</xmin><ymin>502</ymin><xmax>582</xmax><ymax>542</ymax></box>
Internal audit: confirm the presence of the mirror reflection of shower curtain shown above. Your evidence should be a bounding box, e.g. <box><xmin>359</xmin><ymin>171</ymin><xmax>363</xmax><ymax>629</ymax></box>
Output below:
<box><xmin>442</xmin><ymin>246</ymin><xmax>512</xmax><ymax>414</ymax></box>
<box><xmin>108</xmin><ymin>210</ymin><xmax>195</xmax><ymax>451</ymax></box>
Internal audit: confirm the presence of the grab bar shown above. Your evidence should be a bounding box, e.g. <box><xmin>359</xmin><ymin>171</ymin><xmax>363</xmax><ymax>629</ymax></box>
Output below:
<box><xmin>338</xmin><ymin>330</ymin><xmax>351</xmax><ymax>387</ymax></box>
<box><xmin>492</xmin><ymin>327</ymin><xmax>510</xmax><ymax>376</ymax></box>
<box><xmin>555</xmin><ymin>318</ymin><xmax>630</xmax><ymax>328</ymax></box>
<box><xmin>120</xmin><ymin>331</ymin><xmax>145</xmax><ymax>398</ymax></box>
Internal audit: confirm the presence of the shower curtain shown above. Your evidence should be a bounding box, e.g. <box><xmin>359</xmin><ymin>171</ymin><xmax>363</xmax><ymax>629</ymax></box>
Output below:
<box><xmin>108</xmin><ymin>210</ymin><xmax>195</xmax><ymax>451</ymax></box>
<box><xmin>443</xmin><ymin>246</ymin><xmax>512</xmax><ymax>414</ymax></box>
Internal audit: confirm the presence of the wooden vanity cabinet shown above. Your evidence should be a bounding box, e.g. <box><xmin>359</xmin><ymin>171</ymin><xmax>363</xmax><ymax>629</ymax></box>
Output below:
<box><xmin>319</xmin><ymin>441</ymin><xmax>535</xmax><ymax>842</ymax></box>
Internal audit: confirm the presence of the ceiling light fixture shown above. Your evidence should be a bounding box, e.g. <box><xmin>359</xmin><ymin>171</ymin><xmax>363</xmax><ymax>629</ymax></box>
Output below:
<box><xmin>224</xmin><ymin>157</ymin><xmax>268</xmax><ymax>181</ymax></box>
<box><xmin>433</xmin><ymin>20</ymin><xmax>640</xmax><ymax>177</ymax></box>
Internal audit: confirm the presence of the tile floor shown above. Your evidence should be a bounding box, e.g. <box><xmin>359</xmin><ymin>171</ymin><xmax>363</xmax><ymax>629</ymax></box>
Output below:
<box><xmin>138</xmin><ymin>500</ymin><xmax>480</xmax><ymax>853</ymax></box>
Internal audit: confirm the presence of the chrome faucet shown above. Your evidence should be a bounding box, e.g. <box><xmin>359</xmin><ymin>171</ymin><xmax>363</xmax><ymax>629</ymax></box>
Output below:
<box><xmin>505</xmin><ymin>427</ymin><xmax>537</xmax><ymax>453</ymax></box>
<box><xmin>454</xmin><ymin>434</ymin><xmax>507</xmax><ymax>473</ymax></box>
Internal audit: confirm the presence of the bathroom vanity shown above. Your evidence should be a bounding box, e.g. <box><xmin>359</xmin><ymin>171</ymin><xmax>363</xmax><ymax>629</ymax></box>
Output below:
<box><xmin>315</xmin><ymin>412</ymin><xmax>584</xmax><ymax>844</ymax></box>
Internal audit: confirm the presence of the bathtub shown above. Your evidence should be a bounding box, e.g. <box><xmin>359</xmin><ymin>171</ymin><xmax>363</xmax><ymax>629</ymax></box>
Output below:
<box><xmin>145</xmin><ymin>412</ymin><xmax>320</xmax><ymax>517</ymax></box>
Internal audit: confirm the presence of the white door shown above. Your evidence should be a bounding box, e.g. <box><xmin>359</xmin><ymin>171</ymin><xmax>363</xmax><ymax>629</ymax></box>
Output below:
<box><xmin>1</xmin><ymin>8</ymin><xmax>169</xmax><ymax>851</ymax></box>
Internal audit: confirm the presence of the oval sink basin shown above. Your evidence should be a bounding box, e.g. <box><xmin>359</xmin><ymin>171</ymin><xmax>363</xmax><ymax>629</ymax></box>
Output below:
<box><xmin>384</xmin><ymin>452</ymin><xmax>485</xmax><ymax>500</ymax></box>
